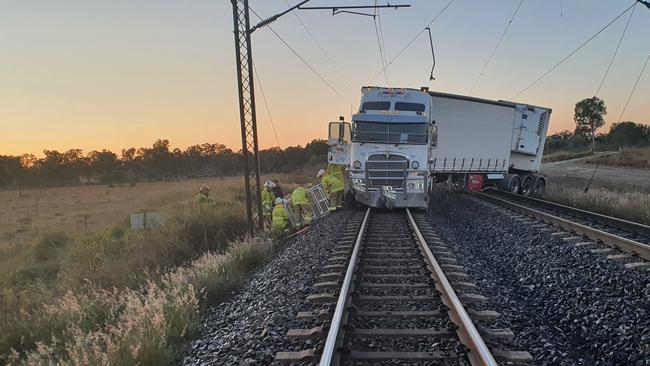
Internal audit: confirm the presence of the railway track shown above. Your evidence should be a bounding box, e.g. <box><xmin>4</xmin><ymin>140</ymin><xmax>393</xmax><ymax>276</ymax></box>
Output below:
<box><xmin>276</xmin><ymin>208</ymin><xmax>530</xmax><ymax>365</ymax></box>
<box><xmin>476</xmin><ymin>188</ymin><xmax>650</xmax><ymax>268</ymax></box>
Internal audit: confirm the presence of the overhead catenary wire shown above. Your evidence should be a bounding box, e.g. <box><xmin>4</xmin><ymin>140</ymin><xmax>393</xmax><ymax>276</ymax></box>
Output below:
<box><xmin>367</xmin><ymin>0</ymin><xmax>457</xmax><ymax>84</ymax></box>
<box><xmin>283</xmin><ymin>0</ymin><xmax>356</xmax><ymax>94</ymax></box>
<box><xmin>511</xmin><ymin>2</ymin><xmax>637</xmax><ymax>99</ymax></box>
<box><xmin>373</xmin><ymin>1</ymin><xmax>390</xmax><ymax>85</ymax></box>
<box><xmin>249</xmin><ymin>7</ymin><xmax>352</xmax><ymax>106</ymax></box>
<box><xmin>595</xmin><ymin>3</ymin><xmax>637</xmax><ymax>97</ymax></box>
<box><xmin>252</xmin><ymin>61</ymin><xmax>281</xmax><ymax>148</ymax></box>
<box><xmin>468</xmin><ymin>0</ymin><xmax>525</xmax><ymax>94</ymax></box>
<box><xmin>377</xmin><ymin>5</ymin><xmax>391</xmax><ymax>85</ymax></box>
<box><xmin>617</xmin><ymin>53</ymin><xmax>650</xmax><ymax>123</ymax></box>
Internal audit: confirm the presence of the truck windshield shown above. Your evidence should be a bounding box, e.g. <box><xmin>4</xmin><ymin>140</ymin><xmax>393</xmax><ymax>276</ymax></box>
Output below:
<box><xmin>352</xmin><ymin>121</ymin><xmax>428</xmax><ymax>144</ymax></box>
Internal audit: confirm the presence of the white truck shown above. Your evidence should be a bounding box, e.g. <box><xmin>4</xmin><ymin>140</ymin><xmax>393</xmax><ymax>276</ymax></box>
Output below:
<box><xmin>328</xmin><ymin>86</ymin><xmax>552</xmax><ymax>209</ymax></box>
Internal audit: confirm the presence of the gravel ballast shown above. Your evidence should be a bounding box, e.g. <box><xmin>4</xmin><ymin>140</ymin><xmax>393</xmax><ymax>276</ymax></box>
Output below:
<box><xmin>427</xmin><ymin>192</ymin><xmax>650</xmax><ymax>366</ymax></box>
<box><xmin>181</xmin><ymin>210</ymin><xmax>355</xmax><ymax>366</ymax></box>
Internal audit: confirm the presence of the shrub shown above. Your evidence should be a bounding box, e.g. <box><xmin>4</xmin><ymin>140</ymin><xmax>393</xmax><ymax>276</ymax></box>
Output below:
<box><xmin>8</xmin><ymin>237</ymin><xmax>272</xmax><ymax>365</ymax></box>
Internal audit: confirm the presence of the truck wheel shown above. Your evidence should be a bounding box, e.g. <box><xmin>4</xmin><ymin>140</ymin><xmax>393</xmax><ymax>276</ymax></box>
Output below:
<box><xmin>531</xmin><ymin>177</ymin><xmax>545</xmax><ymax>198</ymax></box>
<box><xmin>502</xmin><ymin>174</ymin><xmax>521</xmax><ymax>194</ymax></box>
<box><xmin>521</xmin><ymin>175</ymin><xmax>534</xmax><ymax>196</ymax></box>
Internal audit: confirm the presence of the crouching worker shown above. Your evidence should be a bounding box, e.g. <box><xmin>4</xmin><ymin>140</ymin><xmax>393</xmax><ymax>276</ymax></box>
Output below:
<box><xmin>317</xmin><ymin>169</ymin><xmax>343</xmax><ymax>211</ymax></box>
<box><xmin>291</xmin><ymin>186</ymin><xmax>313</xmax><ymax>228</ymax></box>
<box><xmin>272</xmin><ymin>197</ymin><xmax>290</xmax><ymax>235</ymax></box>
<box><xmin>193</xmin><ymin>184</ymin><xmax>216</xmax><ymax>207</ymax></box>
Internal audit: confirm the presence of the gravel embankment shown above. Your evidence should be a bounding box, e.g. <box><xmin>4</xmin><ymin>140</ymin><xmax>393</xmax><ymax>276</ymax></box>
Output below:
<box><xmin>427</xmin><ymin>192</ymin><xmax>650</xmax><ymax>366</ymax></box>
<box><xmin>181</xmin><ymin>210</ymin><xmax>355</xmax><ymax>366</ymax></box>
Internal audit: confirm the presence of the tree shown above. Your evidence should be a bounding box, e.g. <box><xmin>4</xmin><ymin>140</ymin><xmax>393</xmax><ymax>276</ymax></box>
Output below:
<box><xmin>607</xmin><ymin>121</ymin><xmax>650</xmax><ymax>148</ymax></box>
<box><xmin>574</xmin><ymin>97</ymin><xmax>606</xmax><ymax>150</ymax></box>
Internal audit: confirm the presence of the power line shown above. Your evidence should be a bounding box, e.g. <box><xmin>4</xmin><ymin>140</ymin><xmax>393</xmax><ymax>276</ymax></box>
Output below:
<box><xmin>511</xmin><ymin>2</ymin><xmax>637</xmax><ymax>99</ymax></box>
<box><xmin>249</xmin><ymin>7</ymin><xmax>351</xmax><ymax>105</ymax></box>
<box><xmin>373</xmin><ymin>1</ymin><xmax>390</xmax><ymax>85</ymax></box>
<box><xmin>617</xmin><ymin>53</ymin><xmax>650</xmax><ymax>122</ymax></box>
<box><xmin>283</xmin><ymin>0</ymin><xmax>356</xmax><ymax>94</ymax></box>
<box><xmin>252</xmin><ymin>62</ymin><xmax>281</xmax><ymax>148</ymax></box>
<box><xmin>469</xmin><ymin>0</ymin><xmax>525</xmax><ymax>94</ymax></box>
<box><xmin>595</xmin><ymin>3</ymin><xmax>637</xmax><ymax>97</ymax></box>
<box><xmin>368</xmin><ymin>0</ymin><xmax>457</xmax><ymax>84</ymax></box>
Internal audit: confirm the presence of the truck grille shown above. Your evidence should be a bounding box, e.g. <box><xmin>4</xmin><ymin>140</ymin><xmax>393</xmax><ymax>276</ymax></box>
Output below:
<box><xmin>366</xmin><ymin>154</ymin><xmax>408</xmax><ymax>189</ymax></box>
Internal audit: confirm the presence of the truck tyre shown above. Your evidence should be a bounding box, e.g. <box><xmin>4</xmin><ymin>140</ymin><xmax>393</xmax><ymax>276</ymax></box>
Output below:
<box><xmin>499</xmin><ymin>174</ymin><xmax>521</xmax><ymax>194</ymax></box>
<box><xmin>531</xmin><ymin>176</ymin><xmax>546</xmax><ymax>198</ymax></box>
<box><xmin>521</xmin><ymin>175</ymin><xmax>534</xmax><ymax>196</ymax></box>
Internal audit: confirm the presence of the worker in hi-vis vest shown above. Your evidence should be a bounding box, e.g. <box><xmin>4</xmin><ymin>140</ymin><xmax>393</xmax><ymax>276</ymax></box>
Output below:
<box><xmin>290</xmin><ymin>186</ymin><xmax>312</xmax><ymax>228</ymax></box>
<box><xmin>272</xmin><ymin>197</ymin><xmax>289</xmax><ymax>234</ymax></box>
<box><xmin>317</xmin><ymin>169</ymin><xmax>343</xmax><ymax>211</ymax></box>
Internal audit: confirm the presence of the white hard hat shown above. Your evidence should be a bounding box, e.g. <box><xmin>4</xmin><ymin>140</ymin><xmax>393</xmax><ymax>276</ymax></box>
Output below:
<box><xmin>275</xmin><ymin>197</ymin><xmax>284</xmax><ymax>204</ymax></box>
<box><xmin>264</xmin><ymin>180</ymin><xmax>275</xmax><ymax>188</ymax></box>
<box><xmin>317</xmin><ymin>169</ymin><xmax>326</xmax><ymax>178</ymax></box>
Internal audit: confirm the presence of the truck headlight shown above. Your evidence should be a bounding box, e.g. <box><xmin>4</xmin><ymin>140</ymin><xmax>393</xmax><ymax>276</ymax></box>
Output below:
<box><xmin>353</xmin><ymin>160</ymin><xmax>362</xmax><ymax>169</ymax></box>
<box><xmin>411</xmin><ymin>160</ymin><xmax>420</xmax><ymax>169</ymax></box>
<box><xmin>351</xmin><ymin>178</ymin><xmax>366</xmax><ymax>192</ymax></box>
<box><xmin>406</xmin><ymin>179</ymin><xmax>425</xmax><ymax>193</ymax></box>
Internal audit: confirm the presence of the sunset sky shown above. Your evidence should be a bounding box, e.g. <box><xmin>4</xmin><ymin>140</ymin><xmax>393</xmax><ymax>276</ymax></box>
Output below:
<box><xmin>1</xmin><ymin>0</ymin><xmax>649</xmax><ymax>156</ymax></box>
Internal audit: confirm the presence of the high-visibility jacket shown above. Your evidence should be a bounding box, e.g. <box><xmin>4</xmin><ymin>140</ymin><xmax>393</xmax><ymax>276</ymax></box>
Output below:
<box><xmin>261</xmin><ymin>189</ymin><xmax>274</xmax><ymax>216</ymax></box>
<box><xmin>322</xmin><ymin>174</ymin><xmax>344</xmax><ymax>194</ymax></box>
<box><xmin>272</xmin><ymin>204</ymin><xmax>288</xmax><ymax>232</ymax></box>
<box><xmin>327</xmin><ymin>164</ymin><xmax>346</xmax><ymax>182</ymax></box>
<box><xmin>193</xmin><ymin>193</ymin><xmax>216</xmax><ymax>207</ymax></box>
<box><xmin>291</xmin><ymin>187</ymin><xmax>310</xmax><ymax>207</ymax></box>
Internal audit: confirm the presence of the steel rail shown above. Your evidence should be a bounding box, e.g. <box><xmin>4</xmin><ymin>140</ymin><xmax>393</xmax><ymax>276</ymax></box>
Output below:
<box><xmin>476</xmin><ymin>192</ymin><xmax>650</xmax><ymax>261</ymax></box>
<box><xmin>320</xmin><ymin>207</ymin><xmax>371</xmax><ymax>366</ymax></box>
<box><xmin>483</xmin><ymin>188</ymin><xmax>650</xmax><ymax>238</ymax></box>
<box><xmin>406</xmin><ymin>209</ymin><xmax>498</xmax><ymax>366</ymax></box>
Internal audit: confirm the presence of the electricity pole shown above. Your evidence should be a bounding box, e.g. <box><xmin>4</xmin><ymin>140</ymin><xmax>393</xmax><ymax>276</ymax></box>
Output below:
<box><xmin>231</xmin><ymin>1</ymin><xmax>410</xmax><ymax>234</ymax></box>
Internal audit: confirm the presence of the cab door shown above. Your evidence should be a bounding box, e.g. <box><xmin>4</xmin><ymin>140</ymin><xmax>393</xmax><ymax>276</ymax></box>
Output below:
<box><xmin>327</xmin><ymin>121</ymin><xmax>351</xmax><ymax>165</ymax></box>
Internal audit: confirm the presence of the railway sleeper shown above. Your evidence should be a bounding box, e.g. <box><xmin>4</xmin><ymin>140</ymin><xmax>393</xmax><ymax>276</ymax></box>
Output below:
<box><xmin>286</xmin><ymin>326</ymin><xmax>326</xmax><ymax>339</ymax></box>
<box><xmin>313</xmin><ymin>281</ymin><xmax>341</xmax><ymax>290</ymax></box>
<box><xmin>351</xmin><ymin>309</ymin><xmax>444</xmax><ymax>318</ymax></box>
<box><xmin>343</xmin><ymin>350</ymin><xmax>458</xmax><ymax>361</ymax></box>
<box><xmin>492</xmin><ymin>349</ymin><xmax>534</xmax><ymax>363</ymax></box>
<box><xmin>319</xmin><ymin>271</ymin><xmax>343</xmax><ymax>281</ymax></box>
<box><xmin>296</xmin><ymin>308</ymin><xmax>333</xmax><ymax>320</ymax></box>
<box><xmin>307</xmin><ymin>293</ymin><xmax>338</xmax><ymax>303</ymax></box>
<box><xmin>349</xmin><ymin>328</ymin><xmax>455</xmax><ymax>338</ymax></box>
<box><xmin>275</xmin><ymin>349</ymin><xmax>319</xmax><ymax>363</ymax></box>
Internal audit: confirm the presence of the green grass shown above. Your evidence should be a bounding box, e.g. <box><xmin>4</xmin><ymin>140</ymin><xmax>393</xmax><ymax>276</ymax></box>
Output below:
<box><xmin>0</xmin><ymin>200</ymin><xmax>277</xmax><ymax>365</ymax></box>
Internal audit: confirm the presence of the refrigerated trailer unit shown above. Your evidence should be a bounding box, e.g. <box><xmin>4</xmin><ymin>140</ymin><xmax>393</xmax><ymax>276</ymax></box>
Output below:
<box><xmin>327</xmin><ymin>87</ymin><xmax>552</xmax><ymax>209</ymax></box>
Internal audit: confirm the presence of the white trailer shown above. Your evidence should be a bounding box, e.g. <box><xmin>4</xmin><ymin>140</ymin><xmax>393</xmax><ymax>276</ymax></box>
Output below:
<box><xmin>327</xmin><ymin>87</ymin><xmax>552</xmax><ymax>209</ymax></box>
<box><xmin>428</xmin><ymin>91</ymin><xmax>551</xmax><ymax>195</ymax></box>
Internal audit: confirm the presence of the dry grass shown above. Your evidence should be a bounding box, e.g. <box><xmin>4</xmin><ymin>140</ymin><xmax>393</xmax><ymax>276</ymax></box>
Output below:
<box><xmin>0</xmin><ymin>177</ymin><xmax>244</xmax><ymax>255</ymax></box>
<box><xmin>542</xmin><ymin>150</ymin><xmax>593</xmax><ymax>163</ymax></box>
<box><xmin>0</xmin><ymin>173</ymin><xmax>302</xmax><ymax>365</ymax></box>
<box><xmin>585</xmin><ymin>147</ymin><xmax>650</xmax><ymax>169</ymax></box>
<box><xmin>3</xmin><ymin>238</ymin><xmax>272</xmax><ymax>366</ymax></box>
<box><xmin>544</xmin><ymin>177</ymin><xmax>650</xmax><ymax>225</ymax></box>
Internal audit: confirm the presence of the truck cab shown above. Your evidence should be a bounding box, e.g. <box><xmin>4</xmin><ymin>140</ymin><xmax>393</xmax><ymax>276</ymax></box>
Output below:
<box><xmin>330</xmin><ymin>87</ymin><xmax>432</xmax><ymax>209</ymax></box>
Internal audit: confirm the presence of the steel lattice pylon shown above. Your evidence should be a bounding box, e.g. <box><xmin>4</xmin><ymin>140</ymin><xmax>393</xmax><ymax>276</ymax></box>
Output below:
<box><xmin>231</xmin><ymin>0</ymin><xmax>263</xmax><ymax>234</ymax></box>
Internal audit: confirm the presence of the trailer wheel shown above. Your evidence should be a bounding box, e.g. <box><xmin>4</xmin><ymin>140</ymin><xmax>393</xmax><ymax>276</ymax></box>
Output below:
<box><xmin>521</xmin><ymin>175</ymin><xmax>534</xmax><ymax>196</ymax></box>
<box><xmin>531</xmin><ymin>176</ymin><xmax>546</xmax><ymax>198</ymax></box>
<box><xmin>506</xmin><ymin>174</ymin><xmax>521</xmax><ymax>194</ymax></box>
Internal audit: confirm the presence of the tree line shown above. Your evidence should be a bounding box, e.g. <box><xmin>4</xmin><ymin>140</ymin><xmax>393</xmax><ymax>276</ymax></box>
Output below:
<box><xmin>0</xmin><ymin>139</ymin><xmax>328</xmax><ymax>189</ymax></box>
<box><xmin>545</xmin><ymin>96</ymin><xmax>649</xmax><ymax>153</ymax></box>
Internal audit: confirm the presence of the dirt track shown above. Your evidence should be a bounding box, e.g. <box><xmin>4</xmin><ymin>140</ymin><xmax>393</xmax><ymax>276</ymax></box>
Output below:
<box><xmin>542</xmin><ymin>153</ymin><xmax>650</xmax><ymax>191</ymax></box>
